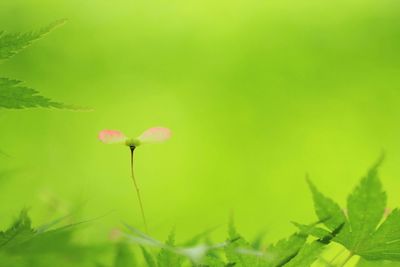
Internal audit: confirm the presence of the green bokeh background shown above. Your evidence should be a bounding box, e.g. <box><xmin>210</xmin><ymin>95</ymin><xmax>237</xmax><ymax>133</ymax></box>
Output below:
<box><xmin>1</xmin><ymin>0</ymin><xmax>400</xmax><ymax>251</ymax></box>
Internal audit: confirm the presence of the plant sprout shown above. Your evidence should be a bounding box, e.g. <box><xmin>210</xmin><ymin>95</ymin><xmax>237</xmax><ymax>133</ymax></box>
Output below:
<box><xmin>98</xmin><ymin>127</ymin><xmax>171</xmax><ymax>232</ymax></box>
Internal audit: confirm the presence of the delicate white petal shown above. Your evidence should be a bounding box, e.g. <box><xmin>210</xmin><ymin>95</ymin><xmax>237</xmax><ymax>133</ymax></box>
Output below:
<box><xmin>137</xmin><ymin>127</ymin><xmax>171</xmax><ymax>144</ymax></box>
<box><xmin>98</xmin><ymin>130</ymin><xmax>127</xmax><ymax>144</ymax></box>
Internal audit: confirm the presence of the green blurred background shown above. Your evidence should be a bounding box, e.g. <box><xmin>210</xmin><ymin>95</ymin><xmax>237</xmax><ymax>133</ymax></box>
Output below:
<box><xmin>1</xmin><ymin>0</ymin><xmax>400</xmax><ymax>249</ymax></box>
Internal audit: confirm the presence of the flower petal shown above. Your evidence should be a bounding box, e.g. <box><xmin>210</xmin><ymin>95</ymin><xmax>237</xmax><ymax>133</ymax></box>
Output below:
<box><xmin>98</xmin><ymin>130</ymin><xmax>127</xmax><ymax>144</ymax></box>
<box><xmin>137</xmin><ymin>127</ymin><xmax>171</xmax><ymax>144</ymax></box>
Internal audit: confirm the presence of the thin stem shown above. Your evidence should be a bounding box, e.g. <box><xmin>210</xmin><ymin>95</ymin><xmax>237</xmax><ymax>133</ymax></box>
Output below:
<box><xmin>339</xmin><ymin>252</ymin><xmax>353</xmax><ymax>267</ymax></box>
<box><xmin>130</xmin><ymin>146</ymin><xmax>149</xmax><ymax>233</ymax></box>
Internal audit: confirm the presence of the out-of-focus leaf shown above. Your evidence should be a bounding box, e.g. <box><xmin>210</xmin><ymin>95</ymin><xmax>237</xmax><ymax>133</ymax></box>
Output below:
<box><xmin>0</xmin><ymin>21</ymin><xmax>86</xmax><ymax>110</ymax></box>
<box><xmin>224</xmin><ymin>218</ymin><xmax>264</xmax><ymax>267</ymax></box>
<box><xmin>195</xmin><ymin>254</ymin><xmax>226</xmax><ymax>267</ymax></box>
<box><xmin>0</xmin><ymin>209</ymin><xmax>106</xmax><ymax>267</ymax></box>
<box><xmin>113</xmin><ymin>242</ymin><xmax>136</xmax><ymax>267</ymax></box>
<box><xmin>357</xmin><ymin>258</ymin><xmax>400</xmax><ymax>266</ymax></box>
<box><xmin>141</xmin><ymin>246</ymin><xmax>157</xmax><ymax>267</ymax></box>
<box><xmin>251</xmin><ymin>231</ymin><xmax>266</xmax><ymax>250</ymax></box>
<box><xmin>181</xmin><ymin>226</ymin><xmax>220</xmax><ymax>247</ymax></box>
<box><xmin>0</xmin><ymin>19</ymin><xmax>66</xmax><ymax>61</ymax></box>
<box><xmin>157</xmin><ymin>228</ymin><xmax>184</xmax><ymax>267</ymax></box>
<box><xmin>0</xmin><ymin>209</ymin><xmax>36</xmax><ymax>249</ymax></box>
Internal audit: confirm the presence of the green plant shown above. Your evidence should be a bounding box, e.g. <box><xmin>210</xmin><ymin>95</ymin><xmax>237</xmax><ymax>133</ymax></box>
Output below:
<box><xmin>0</xmin><ymin>20</ymin><xmax>74</xmax><ymax>109</ymax></box>
<box><xmin>117</xmin><ymin>159</ymin><xmax>400</xmax><ymax>267</ymax></box>
<box><xmin>2</xmin><ymin>160</ymin><xmax>400</xmax><ymax>266</ymax></box>
<box><xmin>98</xmin><ymin>127</ymin><xmax>172</xmax><ymax>233</ymax></box>
<box><xmin>0</xmin><ymin>209</ymin><xmax>105</xmax><ymax>267</ymax></box>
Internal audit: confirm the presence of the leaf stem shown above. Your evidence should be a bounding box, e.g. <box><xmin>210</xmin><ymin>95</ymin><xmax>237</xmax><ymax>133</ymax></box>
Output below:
<box><xmin>130</xmin><ymin>146</ymin><xmax>148</xmax><ymax>233</ymax></box>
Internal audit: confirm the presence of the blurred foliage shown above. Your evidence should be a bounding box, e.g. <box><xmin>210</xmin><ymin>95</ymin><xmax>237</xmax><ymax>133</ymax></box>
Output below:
<box><xmin>0</xmin><ymin>21</ymin><xmax>73</xmax><ymax>109</ymax></box>
<box><xmin>0</xmin><ymin>20</ymin><xmax>65</xmax><ymax>62</ymax></box>
<box><xmin>117</xmin><ymin>162</ymin><xmax>400</xmax><ymax>266</ymax></box>
<box><xmin>2</xmin><ymin>157</ymin><xmax>400</xmax><ymax>266</ymax></box>
<box><xmin>0</xmin><ymin>209</ymin><xmax>106</xmax><ymax>267</ymax></box>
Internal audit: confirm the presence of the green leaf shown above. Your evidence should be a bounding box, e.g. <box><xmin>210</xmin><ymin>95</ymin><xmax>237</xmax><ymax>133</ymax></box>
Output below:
<box><xmin>309</xmin><ymin>159</ymin><xmax>400</xmax><ymax>261</ymax></box>
<box><xmin>224</xmin><ymin>218</ymin><xmax>262</xmax><ymax>267</ymax></box>
<box><xmin>0</xmin><ymin>21</ymin><xmax>85</xmax><ymax>110</ymax></box>
<box><xmin>0</xmin><ymin>77</ymin><xmax>70</xmax><ymax>109</ymax></box>
<box><xmin>292</xmin><ymin>222</ymin><xmax>331</xmax><ymax>240</ymax></box>
<box><xmin>0</xmin><ymin>210</ymin><xmax>105</xmax><ymax>267</ymax></box>
<box><xmin>267</xmin><ymin>233</ymin><xmax>307</xmax><ymax>267</ymax></box>
<box><xmin>357</xmin><ymin>258</ymin><xmax>400</xmax><ymax>267</ymax></box>
<box><xmin>307</xmin><ymin>178</ymin><xmax>350</xmax><ymax>245</ymax></box>
<box><xmin>195</xmin><ymin>254</ymin><xmax>226</xmax><ymax>267</ymax></box>
<box><xmin>141</xmin><ymin>246</ymin><xmax>156</xmax><ymax>267</ymax></box>
<box><xmin>157</xmin><ymin>228</ymin><xmax>184</xmax><ymax>267</ymax></box>
<box><xmin>346</xmin><ymin>160</ymin><xmax>387</xmax><ymax>251</ymax></box>
<box><xmin>251</xmin><ymin>231</ymin><xmax>266</xmax><ymax>250</ymax></box>
<box><xmin>0</xmin><ymin>19</ymin><xmax>66</xmax><ymax>61</ymax></box>
<box><xmin>0</xmin><ymin>209</ymin><xmax>36</xmax><ymax>249</ymax></box>
<box><xmin>285</xmin><ymin>223</ymin><xmax>344</xmax><ymax>267</ymax></box>
<box><xmin>358</xmin><ymin>209</ymin><xmax>400</xmax><ymax>261</ymax></box>
<box><xmin>113</xmin><ymin>242</ymin><xmax>136</xmax><ymax>267</ymax></box>
<box><xmin>225</xmin><ymin>218</ymin><xmax>308</xmax><ymax>267</ymax></box>
<box><xmin>283</xmin><ymin>241</ymin><xmax>324</xmax><ymax>267</ymax></box>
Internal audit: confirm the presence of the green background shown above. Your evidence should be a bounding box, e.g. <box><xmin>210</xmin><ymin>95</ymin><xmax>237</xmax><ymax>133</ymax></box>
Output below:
<box><xmin>1</xmin><ymin>0</ymin><xmax>400</xmax><ymax>254</ymax></box>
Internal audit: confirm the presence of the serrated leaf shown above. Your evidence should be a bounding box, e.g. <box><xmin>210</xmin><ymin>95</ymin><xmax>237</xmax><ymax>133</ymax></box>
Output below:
<box><xmin>292</xmin><ymin>222</ymin><xmax>331</xmax><ymax>240</ymax></box>
<box><xmin>309</xmin><ymin>159</ymin><xmax>400</xmax><ymax>262</ymax></box>
<box><xmin>307</xmin><ymin>178</ymin><xmax>350</xmax><ymax>245</ymax></box>
<box><xmin>267</xmin><ymin>233</ymin><xmax>307</xmax><ymax>267</ymax></box>
<box><xmin>0</xmin><ymin>21</ymin><xmax>86</xmax><ymax>111</ymax></box>
<box><xmin>0</xmin><ymin>209</ymin><xmax>36</xmax><ymax>249</ymax></box>
<box><xmin>0</xmin><ymin>77</ymin><xmax>70</xmax><ymax>109</ymax></box>
<box><xmin>346</xmin><ymin>161</ymin><xmax>387</xmax><ymax>250</ymax></box>
<box><xmin>157</xmin><ymin>228</ymin><xmax>184</xmax><ymax>267</ymax></box>
<box><xmin>0</xmin><ymin>19</ymin><xmax>66</xmax><ymax>61</ymax></box>
<box><xmin>284</xmin><ymin>223</ymin><xmax>344</xmax><ymax>267</ymax></box>
<box><xmin>224</xmin><ymin>218</ymin><xmax>262</xmax><ymax>267</ymax></box>
<box><xmin>283</xmin><ymin>241</ymin><xmax>324</xmax><ymax>267</ymax></box>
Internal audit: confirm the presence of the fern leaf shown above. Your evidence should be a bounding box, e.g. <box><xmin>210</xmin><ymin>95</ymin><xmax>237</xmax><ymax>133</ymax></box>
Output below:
<box><xmin>157</xmin><ymin>228</ymin><xmax>184</xmax><ymax>267</ymax></box>
<box><xmin>0</xmin><ymin>19</ymin><xmax>66</xmax><ymax>61</ymax></box>
<box><xmin>0</xmin><ymin>77</ymin><xmax>69</xmax><ymax>109</ymax></box>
